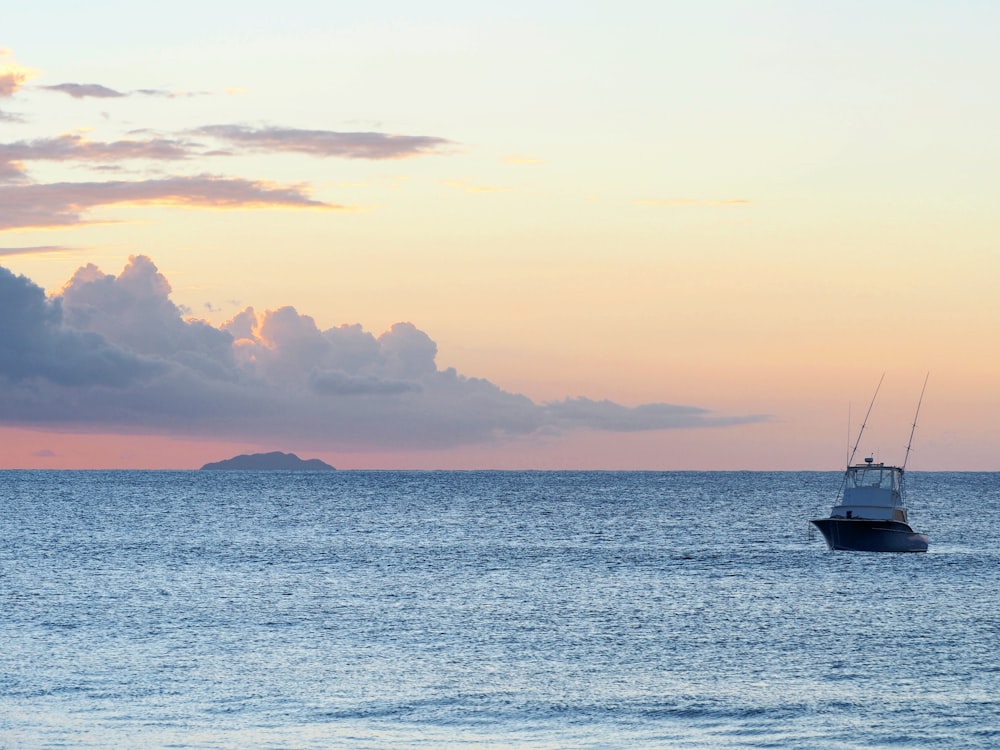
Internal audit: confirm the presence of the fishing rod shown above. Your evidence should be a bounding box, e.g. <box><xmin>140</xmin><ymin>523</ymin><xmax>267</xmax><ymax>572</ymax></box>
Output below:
<box><xmin>836</xmin><ymin>372</ymin><xmax>885</xmax><ymax>501</ymax></box>
<box><xmin>903</xmin><ymin>373</ymin><xmax>930</xmax><ymax>471</ymax></box>
<box><xmin>848</xmin><ymin>372</ymin><xmax>885</xmax><ymax>467</ymax></box>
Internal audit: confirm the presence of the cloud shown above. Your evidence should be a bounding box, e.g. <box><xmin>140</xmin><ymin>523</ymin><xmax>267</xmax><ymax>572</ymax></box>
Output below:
<box><xmin>198</xmin><ymin>124</ymin><xmax>453</xmax><ymax>160</ymax></box>
<box><xmin>0</xmin><ymin>134</ymin><xmax>198</xmax><ymax>182</ymax></box>
<box><xmin>0</xmin><ymin>52</ymin><xmax>453</xmax><ymax>235</ymax></box>
<box><xmin>0</xmin><ymin>246</ymin><xmax>76</xmax><ymax>258</ymax></box>
<box><xmin>0</xmin><ymin>59</ymin><xmax>32</xmax><ymax>98</ymax></box>
<box><xmin>40</xmin><ymin>82</ymin><xmax>213</xmax><ymax>99</ymax></box>
<box><xmin>0</xmin><ymin>175</ymin><xmax>340</xmax><ymax>230</ymax></box>
<box><xmin>0</xmin><ymin>159</ymin><xmax>26</xmax><ymax>182</ymax></box>
<box><xmin>41</xmin><ymin>82</ymin><xmax>126</xmax><ymax>99</ymax></box>
<box><xmin>545</xmin><ymin>398</ymin><xmax>762</xmax><ymax>431</ymax></box>
<box><xmin>1</xmin><ymin>133</ymin><xmax>195</xmax><ymax>164</ymax></box>
<box><xmin>0</xmin><ymin>264</ymin><xmax>162</xmax><ymax>389</ymax></box>
<box><xmin>0</xmin><ymin>257</ymin><xmax>767</xmax><ymax>450</ymax></box>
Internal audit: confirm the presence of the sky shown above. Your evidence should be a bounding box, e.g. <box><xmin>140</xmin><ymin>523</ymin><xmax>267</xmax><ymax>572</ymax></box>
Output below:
<box><xmin>1</xmin><ymin>1</ymin><xmax>999</xmax><ymax>470</ymax></box>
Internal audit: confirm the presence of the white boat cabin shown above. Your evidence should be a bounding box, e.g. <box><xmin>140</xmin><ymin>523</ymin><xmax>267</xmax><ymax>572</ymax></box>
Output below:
<box><xmin>830</xmin><ymin>458</ymin><xmax>909</xmax><ymax>522</ymax></box>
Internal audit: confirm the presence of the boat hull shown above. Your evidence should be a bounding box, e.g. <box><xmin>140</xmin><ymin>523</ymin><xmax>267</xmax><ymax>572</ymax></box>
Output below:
<box><xmin>810</xmin><ymin>518</ymin><xmax>928</xmax><ymax>553</ymax></box>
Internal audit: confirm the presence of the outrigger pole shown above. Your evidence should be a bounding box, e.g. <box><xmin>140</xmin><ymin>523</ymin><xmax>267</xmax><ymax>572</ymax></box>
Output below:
<box><xmin>835</xmin><ymin>373</ymin><xmax>885</xmax><ymax>502</ymax></box>
<box><xmin>848</xmin><ymin>372</ymin><xmax>885</xmax><ymax>467</ymax></box>
<box><xmin>903</xmin><ymin>373</ymin><xmax>930</xmax><ymax>471</ymax></box>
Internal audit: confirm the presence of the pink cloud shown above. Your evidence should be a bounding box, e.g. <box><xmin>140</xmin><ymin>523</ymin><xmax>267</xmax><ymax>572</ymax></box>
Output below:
<box><xmin>0</xmin><ymin>69</ymin><xmax>29</xmax><ymax>98</ymax></box>
<box><xmin>0</xmin><ymin>133</ymin><xmax>195</xmax><ymax>166</ymax></box>
<box><xmin>0</xmin><ymin>175</ymin><xmax>340</xmax><ymax>230</ymax></box>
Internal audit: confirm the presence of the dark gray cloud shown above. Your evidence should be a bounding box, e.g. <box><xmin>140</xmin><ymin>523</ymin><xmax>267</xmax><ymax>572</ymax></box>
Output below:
<box><xmin>0</xmin><ymin>265</ymin><xmax>162</xmax><ymax>388</ymax></box>
<box><xmin>198</xmin><ymin>124</ymin><xmax>452</xmax><ymax>160</ymax></box>
<box><xmin>0</xmin><ymin>256</ymin><xmax>767</xmax><ymax>450</ymax></box>
<box><xmin>0</xmin><ymin>175</ymin><xmax>339</xmax><ymax>230</ymax></box>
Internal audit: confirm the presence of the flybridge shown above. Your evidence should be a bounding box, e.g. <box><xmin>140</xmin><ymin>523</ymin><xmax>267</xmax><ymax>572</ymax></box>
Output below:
<box><xmin>834</xmin><ymin>460</ymin><xmax>907</xmax><ymax>522</ymax></box>
<box><xmin>846</xmin><ymin>459</ymin><xmax>902</xmax><ymax>496</ymax></box>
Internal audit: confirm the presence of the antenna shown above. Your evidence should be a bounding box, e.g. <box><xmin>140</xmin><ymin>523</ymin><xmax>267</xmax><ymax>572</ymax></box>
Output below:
<box><xmin>903</xmin><ymin>373</ymin><xmax>930</xmax><ymax>471</ymax></box>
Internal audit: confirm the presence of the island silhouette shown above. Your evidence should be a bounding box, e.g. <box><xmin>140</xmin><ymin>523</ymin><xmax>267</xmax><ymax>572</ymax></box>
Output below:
<box><xmin>200</xmin><ymin>451</ymin><xmax>336</xmax><ymax>471</ymax></box>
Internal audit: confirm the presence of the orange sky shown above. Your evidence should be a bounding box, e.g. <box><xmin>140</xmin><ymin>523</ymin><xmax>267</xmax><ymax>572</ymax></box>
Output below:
<box><xmin>2</xmin><ymin>4</ymin><xmax>1000</xmax><ymax>470</ymax></box>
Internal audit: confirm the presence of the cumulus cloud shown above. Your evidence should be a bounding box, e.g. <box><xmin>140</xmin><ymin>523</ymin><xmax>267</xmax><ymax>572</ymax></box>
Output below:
<box><xmin>0</xmin><ymin>264</ymin><xmax>162</xmax><ymax>389</ymax></box>
<box><xmin>0</xmin><ymin>175</ymin><xmax>339</xmax><ymax>230</ymax></box>
<box><xmin>197</xmin><ymin>124</ymin><xmax>452</xmax><ymax>160</ymax></box>
<box><xmin>0</xmin><ymin>257</ymin><xmax>766</xmax><ymax>449</ymax></box>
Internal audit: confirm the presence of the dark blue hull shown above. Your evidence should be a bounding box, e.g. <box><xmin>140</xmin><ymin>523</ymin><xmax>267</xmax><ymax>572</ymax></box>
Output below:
<box><xmin>811</xmin><ymin>518</ymin><xmax>929</xmax><ymax>552</ymax></box>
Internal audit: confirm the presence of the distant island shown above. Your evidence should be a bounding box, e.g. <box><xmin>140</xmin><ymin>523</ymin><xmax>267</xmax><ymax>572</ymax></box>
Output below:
<box><xmin>200</xmin><ymin>451</ymin><xmax>337</xmax><ymax>471</ymax></box>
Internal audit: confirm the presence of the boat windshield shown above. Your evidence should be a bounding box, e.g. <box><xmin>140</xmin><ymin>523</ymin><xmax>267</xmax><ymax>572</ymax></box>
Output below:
<box><xmin>847</xmin><ymin>465</ymin><xmax>900</xmax><ymax>492</ymax></box>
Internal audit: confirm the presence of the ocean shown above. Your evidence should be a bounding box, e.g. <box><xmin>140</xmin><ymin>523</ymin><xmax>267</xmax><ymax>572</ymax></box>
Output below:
<box><xmin>1</xmin><ymin>470</ymin><xmax>997</xmax><ymax>749</ymax></box>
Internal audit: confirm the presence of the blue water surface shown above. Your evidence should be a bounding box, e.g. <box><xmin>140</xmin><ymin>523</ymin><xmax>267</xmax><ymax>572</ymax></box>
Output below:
<box><xmin>1</xmin><ymin>470</ymin><xmax>997</xmax><ymax>748</ymax></box>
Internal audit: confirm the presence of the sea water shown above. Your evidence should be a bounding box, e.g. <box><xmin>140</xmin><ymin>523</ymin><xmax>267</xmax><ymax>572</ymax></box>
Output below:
<box><xmin>1</xmin><ymin>470</ymin><xmax>997</xmax><ymax>749</ymax></box>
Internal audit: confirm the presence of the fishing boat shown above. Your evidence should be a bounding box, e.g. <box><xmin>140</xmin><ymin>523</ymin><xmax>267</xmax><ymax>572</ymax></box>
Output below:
<box><xmin>810</xmin><ymin>375</ymin><xmax>929</xmax><ymax>553</ymax></box>
<box><xmin>811</xmin><ymin>457</ymin><xmax>928</xmax><ymax>552</ymax></box>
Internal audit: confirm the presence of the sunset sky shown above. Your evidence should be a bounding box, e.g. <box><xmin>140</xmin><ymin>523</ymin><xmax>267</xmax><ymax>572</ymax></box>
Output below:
<box><xmin>2</xmin><ymin>2</ymin><xmax>999</xmax><ymax>470</ymax></box>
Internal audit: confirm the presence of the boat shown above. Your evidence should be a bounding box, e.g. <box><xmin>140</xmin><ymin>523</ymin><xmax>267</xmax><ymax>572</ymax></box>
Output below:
<box><xmin>810</xmin><ymin>457</ymin><xmax>928</xmax><ymax>552</ymax></box>
<box><xmin>810</xmin><ymin>375</ymin><xmax>930</xmax><ymax>553</ymax></box>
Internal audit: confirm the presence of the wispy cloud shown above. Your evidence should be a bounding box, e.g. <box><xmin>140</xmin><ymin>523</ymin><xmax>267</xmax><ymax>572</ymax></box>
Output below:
<box><xmin>0</xmin><ymin>176</ymin><xmax>340</xmax><ymax>231</ymax></box>
<box><xmin>638</xmin><ymin>198</ymin><xmax>752</xmax><ymax>207</ymax></box>
<box><xmin>41</xmin><ymin>82</ymin><xmax>126</xmax><ymax>99</ymax></box>
<box><xmin>0</xmin><ymin>51</ymin><xmax>455</xmax><ymax>233</ymax></box>
<box><xmin>0</xmin><ymin>133</ymin><xmax>196</xmax><ymax>180</ymax></box>
<box><xmin>40</xmin><ymin>82</ymin><xmax>208</xmax><ymax>99</ymax></box>
<box><xmin>0</xmin><ymin>257</ymin><xmax>767</xmax><ymax>449</ymax></box>
<box><xmin>545</xmin><ymin>398</ymin><xmax>761</xmax><ymax>431</ymax></box>
<box><xmin>0</xmin><ymin>245</ymin><xmax>77</xmax><ymax>258</ymax></box>
<box><xmin>197</xmin><ymin>124</ymin><xmax>453</xmax><ymax>160</ymax></box>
